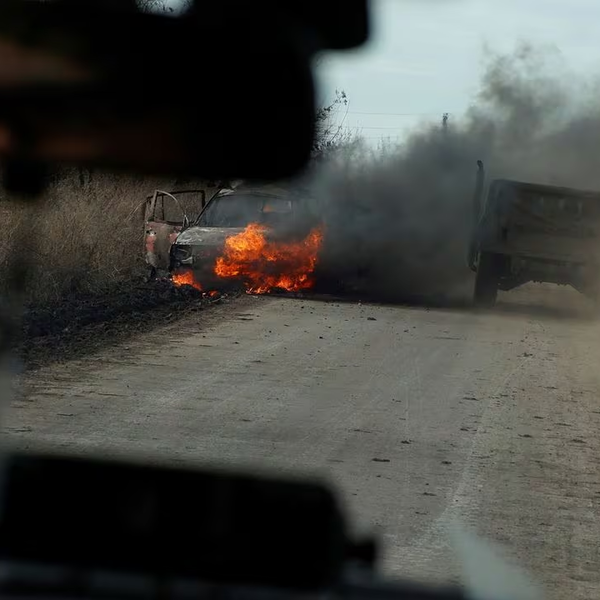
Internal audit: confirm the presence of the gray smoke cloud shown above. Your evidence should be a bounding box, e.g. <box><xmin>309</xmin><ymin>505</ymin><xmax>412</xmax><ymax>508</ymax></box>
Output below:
<box><xmin>309</xmin><ymin>43</ymin><xmax>600</xmax><ymax>302</ymax></box>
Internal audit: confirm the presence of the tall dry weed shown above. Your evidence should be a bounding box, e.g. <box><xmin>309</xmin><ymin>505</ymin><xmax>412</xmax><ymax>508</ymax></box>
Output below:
<box><xmin>0</xmin><ymin>170</ymin><xmax>174</xmax><ymax>306</ymax></box>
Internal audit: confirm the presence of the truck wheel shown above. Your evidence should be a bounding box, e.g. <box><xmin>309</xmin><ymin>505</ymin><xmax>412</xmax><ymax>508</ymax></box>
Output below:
<box><xmin>474</xmin><ymin>253</ymin><xmax>500</xmax><ymax>307</ymax></box>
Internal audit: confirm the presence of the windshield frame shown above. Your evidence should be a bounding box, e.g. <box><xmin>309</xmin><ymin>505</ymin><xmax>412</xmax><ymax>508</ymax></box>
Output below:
<box><xmin>193</xmin><ymin>191</ymin><xmax>294</xmax><ymax>228</ymax></box>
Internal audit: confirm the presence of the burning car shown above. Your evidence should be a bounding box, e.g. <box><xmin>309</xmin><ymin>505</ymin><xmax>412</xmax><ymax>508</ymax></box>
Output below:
<box><xmin>169</xmin><ymin>186</ymin><xmax>323</xmax><ymax>293</ymax></box>
<box><xmin>143</xmin><ymin>182</ymin><xmax>244</xmax><ymax>279</ymax></box>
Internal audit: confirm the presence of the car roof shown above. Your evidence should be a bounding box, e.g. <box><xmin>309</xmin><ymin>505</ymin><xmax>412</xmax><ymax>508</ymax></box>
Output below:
<box><xmin>214</xmin><ymin>187</ymin><xmax>295</xmax><ymax>200</ymax></box>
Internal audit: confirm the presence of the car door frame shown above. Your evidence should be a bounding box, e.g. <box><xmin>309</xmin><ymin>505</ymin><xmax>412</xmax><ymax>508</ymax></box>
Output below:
<box><xmin>144</xmin><ymin>190</ymin><xmax>205</xmax><ymax>276</ymax></box>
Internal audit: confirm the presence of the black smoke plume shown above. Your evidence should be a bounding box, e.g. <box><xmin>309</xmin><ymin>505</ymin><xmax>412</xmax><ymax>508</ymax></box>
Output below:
<box><xmin>311</xmin><ymin>44</ymin><xmax>600</xmax><ymax>302</ymax></box>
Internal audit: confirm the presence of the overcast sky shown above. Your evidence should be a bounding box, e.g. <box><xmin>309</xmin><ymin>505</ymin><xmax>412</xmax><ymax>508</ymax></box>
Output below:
<box><xmin>317</xmin><ymin>0</ymin><xmax>600</xmax><ymax>145</ymax></box>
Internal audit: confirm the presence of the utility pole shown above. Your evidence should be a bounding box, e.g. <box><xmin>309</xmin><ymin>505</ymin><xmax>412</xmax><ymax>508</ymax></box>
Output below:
<box><xmin>442</xmin><ymin>112</ymin><xmax>449</xmax><ymax>132</ymax></box>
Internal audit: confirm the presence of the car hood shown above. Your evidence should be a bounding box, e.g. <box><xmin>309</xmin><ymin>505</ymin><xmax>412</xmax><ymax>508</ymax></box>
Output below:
<box><xmin>174</xmin><ymin>226</ymin><xmax>246</xmax><ymax>247</ymax></box>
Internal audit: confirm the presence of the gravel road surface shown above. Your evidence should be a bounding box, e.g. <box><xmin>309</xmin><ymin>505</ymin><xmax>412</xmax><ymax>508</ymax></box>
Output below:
<box><xmin>7</xmin><ymin>284</ymin><xmax>600</xmax><ymax>599</ymax></box>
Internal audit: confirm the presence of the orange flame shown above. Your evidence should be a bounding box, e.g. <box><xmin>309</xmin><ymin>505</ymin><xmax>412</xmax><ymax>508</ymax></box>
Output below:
<box><xmin>214</xmin><ymin>223</ymin><xmax>323</xmax><ymax>294</ymax></box>
<box><xmin>172</xmin><ymin>269</ymin><xmax>203</xmax><ymax>291</ymax></box>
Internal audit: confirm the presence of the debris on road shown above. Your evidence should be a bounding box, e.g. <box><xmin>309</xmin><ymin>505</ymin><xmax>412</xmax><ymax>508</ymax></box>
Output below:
<box><xmin>11</xmin><ymin>284</ymin><xmax>600</xmax><ymax>594</ymax></box>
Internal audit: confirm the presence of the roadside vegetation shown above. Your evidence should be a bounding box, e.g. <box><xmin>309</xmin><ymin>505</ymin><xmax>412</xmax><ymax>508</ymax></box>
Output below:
<box><xmin>0</xmin><ymin>170</ymin><xmax>174</xmax><ymax>305</ymax></box>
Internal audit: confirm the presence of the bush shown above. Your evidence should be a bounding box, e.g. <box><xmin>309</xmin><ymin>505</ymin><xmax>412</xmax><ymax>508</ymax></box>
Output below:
<box><xmin>0</xmin><ymin>169</ymin><xmax>176</xmax><ymax>306</ymax></box>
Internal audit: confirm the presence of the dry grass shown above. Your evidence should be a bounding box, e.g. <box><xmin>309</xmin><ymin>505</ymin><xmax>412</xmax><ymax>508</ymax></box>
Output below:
<box><xmin>0</xmin><ymin>169</ymin><xmax>177</xmax><ymax>307</ymax></box>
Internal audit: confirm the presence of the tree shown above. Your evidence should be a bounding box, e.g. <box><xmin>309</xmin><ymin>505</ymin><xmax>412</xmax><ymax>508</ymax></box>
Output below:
<box><xmin>312</xmin><ymin>90</ymin><xmax>349</xmax><ymax>160</ymax></box>
<box><xmin>137</xmin><ymin>0</ymin><xmax>192</xmax><ymax>14</ymax></box>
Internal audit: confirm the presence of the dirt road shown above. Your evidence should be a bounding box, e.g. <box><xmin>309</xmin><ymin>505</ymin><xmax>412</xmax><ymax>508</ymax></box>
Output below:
<box><xmin>8</xmin><ymin>285</ymin><xmax>600</xmax><ymax>599</ymax></box>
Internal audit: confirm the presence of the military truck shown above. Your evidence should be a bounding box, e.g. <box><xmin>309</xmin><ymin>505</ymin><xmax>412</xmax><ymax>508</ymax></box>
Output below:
<box><xmin>469</xmin><ymin>161</ymin><xmax>600</xmax><ymax>307</ymax></box>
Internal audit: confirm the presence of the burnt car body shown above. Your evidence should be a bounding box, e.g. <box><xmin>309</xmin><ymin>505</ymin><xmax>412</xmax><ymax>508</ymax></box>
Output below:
<box><xmin>169</xmin><ymin>187</ymin><xmax>318</xmax><ymax>289</ymax></box>
<box><xmin>143</xmin><ymin>183</ymin><xmax>244</xmax><ymax>278</ymax></box>
<box><xmin>144</xmin><ymin>189</ymin><xmax>208</xmax><ymax>278</ymax></box>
